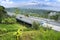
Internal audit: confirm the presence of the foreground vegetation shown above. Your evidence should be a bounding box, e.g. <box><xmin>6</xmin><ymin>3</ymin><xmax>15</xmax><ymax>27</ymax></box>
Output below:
<box><xmin>0</xmin><ymin>23</ymin><xmax>27</xmax><ymax>40</ymax></box>
<box><xmin>0</xmin><ymin>23</ymin><xmax>60</xmax><ymax>40</ymax></box>
<box><xmin>0</xmin><ymin>6</ymin><xmax>60</xmax><ymax>40</ymax></box>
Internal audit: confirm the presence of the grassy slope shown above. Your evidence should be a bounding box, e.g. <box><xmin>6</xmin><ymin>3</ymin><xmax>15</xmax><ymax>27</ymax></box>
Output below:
<box><xmin>0</xmin><ymin>23</ymin><xmax>27</xmax><ymax>40</ymax></box>
<box><xmin>0</xmin><ymin>24</ymin><xmax>60</xmax><ymax>40</ymax></box>
<box><xmin>20</xmin><ymin>30</ymin><xmax>60</xmax><ymax>40</ymax></box>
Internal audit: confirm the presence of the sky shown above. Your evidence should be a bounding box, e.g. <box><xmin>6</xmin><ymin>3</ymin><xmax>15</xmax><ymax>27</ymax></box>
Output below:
<box><xmin>0</xmin><ymin>0</ymin><xmax>60</xmax><ymax>11</ymax></box>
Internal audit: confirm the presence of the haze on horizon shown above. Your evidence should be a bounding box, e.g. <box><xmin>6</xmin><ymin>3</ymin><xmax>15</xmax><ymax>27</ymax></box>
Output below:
<box><xmin>0</xmin><ymin>0</ymin><xmax>60</xmax><ymax>11</ymax></box>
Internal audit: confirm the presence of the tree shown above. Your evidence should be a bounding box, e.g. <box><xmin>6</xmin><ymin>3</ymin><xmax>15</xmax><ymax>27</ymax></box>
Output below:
<box><xmin>25</xmin><ymin>14</ymin><xmax>29</xmax><ymax>17</ymax></box>
<box><xmin>0</xmin><ymin>6</ymin><xmax>7</xmax><ymax>23</ymax></box>
<box><xmin>2</xmin><ymin>17</ymin><xmax>16</xmax><ymax>24</ymax></box>
<box><xmin>14</xmin><ymin>8</ymin><xmax>20</xmax><ymax>15</ymax></box>
<box><xmin>50</xmin><ymin>15</ymin><xmax>59</xmax><ymax>21</ymax></box>
<box><xmin>32</xmin><ymin>21</ymin><xmax>40</xmax><ymax>30</ymax></box>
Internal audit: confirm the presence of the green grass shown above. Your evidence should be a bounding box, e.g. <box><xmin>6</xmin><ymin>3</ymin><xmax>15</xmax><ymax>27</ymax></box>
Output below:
<box><xmin>0</xmin><ymin>23</ymin><xmax>27</xmax><ymax>40</ymax></box>
<box><xmin>20</xmin><ymin>30</ymin><xmax>60</xmax><ymax>40</ymax></box>
<box><xmin>0</xmin><ymin>23</ymin><xmax>60</xmax><ymax>40</ymax></box>
<box><xmin>0</xmin><ymin>23</ymin><xmax>27</xmax><ymax>32</ymax></box>
<box><xmin>0</xmin><ymin>32</ymin><xmax>16</xmax><ymax>40</ymax></box>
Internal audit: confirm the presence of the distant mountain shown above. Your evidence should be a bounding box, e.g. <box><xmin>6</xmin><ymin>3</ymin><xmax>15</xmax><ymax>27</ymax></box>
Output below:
<box><xmin>6</xmin><ymin>3</ymin><xmax>59</xmax><ymax>13</ymax></box>
<box><xmin>20</xmin><ymin>3</ymin><xmax>51</xmax><ymax>9</ymax></box>
<box><xmin>5</xmin><ymin>7</ymin><xmax>54</xmax><ymax>15</ymax></box>
<box><xmin>5</xmin><ymin>1</ymin><xmax>60</xmax><ymax>11</ymax></box>
<box><xmin>19</xmin><ymin>3</ymin><xmax>60</xmax><ymax>11</ymax></box>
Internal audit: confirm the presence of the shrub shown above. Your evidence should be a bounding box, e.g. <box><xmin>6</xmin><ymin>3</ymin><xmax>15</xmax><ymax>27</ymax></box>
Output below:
<box><xmin>25</xmin><ymin>14</ymin><xmax>29</xmax><ymax>17</ymax></box>
<box><xmin>13</xmin><ymin>29</ymin><xmax>22</xmax><ymax>40</ymax></box>
<box><xmin>0</xmin><ymin>28</ymin><xmax>7</xmax><ymax>34</ymax></box>
<box><xmin>2</xmin><ymin>17</ymin><xmax>16</xmax><ymax>24</ymax></box>
<box><xmin>32</xmin><ymin>21</ymin><xmax>40</xmax><ymax>30</ymax></box>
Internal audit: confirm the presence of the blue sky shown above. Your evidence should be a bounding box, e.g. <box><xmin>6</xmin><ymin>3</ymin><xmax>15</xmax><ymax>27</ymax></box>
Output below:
<box><xmin>0</xmin><ymin>0</ymin><xmax>60</xmax><ymax>11</ymax></box>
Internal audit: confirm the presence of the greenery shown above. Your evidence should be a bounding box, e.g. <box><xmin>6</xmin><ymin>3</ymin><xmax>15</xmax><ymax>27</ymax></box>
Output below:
<box><xmin>6</xmin><ymin>8</ymin><xmax>51</xmax><ymax>17</ymax></box>
<box><xmin>0</xmin><ymin>23</ymin><xmax>60</xmax><ymax>40</ymax></box>
<box><xmin>13</xmin><ymin>29</ymin><xmax>22</xmax><ymax>40</ymax></box>
<box><xmin>24</xmin><ymin>14</ymin><xmax>29</xmax><ymax>17</ymax></box>
<box><xmin>2</xmin><ymin>17</ymin><xmax>16</xmax><ymax>24</ymax></box>
<box><xmin>20</xmin><ymin>30</ymin><xmax>60</xmax><ymax>40</ymax></box>
<box><xmin>32</xmin><ymin>21</ymin><xmax>40</xmax><ymax>30</ymax></box>
<box><xmin>0</xmin><ymin>6</ymin><xmax>7</xmax><ymax>23</ymax></box>
<box><xmin>50</xmin><ymin>14</ymin><xmax>59</xmax><ymax>21</ymax></box>
<box><xmin>14</xmin><ymin>8</ymin><xmax>20</xmax><ymax>15</ymax></box>
<box><xmin>0</xmin><ymin>6</ymin><xmax>60</xmax><ymax>40</ymax></box>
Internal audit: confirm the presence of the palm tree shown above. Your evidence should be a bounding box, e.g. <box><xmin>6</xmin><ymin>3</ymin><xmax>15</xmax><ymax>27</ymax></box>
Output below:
<box><xmin>14</xmin><ymin>29</ymin><xmax>22</xmax><ymax>40</ymax></box>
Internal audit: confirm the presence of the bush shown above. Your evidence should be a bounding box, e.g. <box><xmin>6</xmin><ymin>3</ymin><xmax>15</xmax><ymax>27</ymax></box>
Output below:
<box><xmin>1</xmin><ymin>17</ymin><xmax>16</xmax><ymax>24</ymax></box>
<box><xmin>25</xmin><ymin>14</ymin><xmax>29</xmax><ymax>17</ymax></box>
<box><xmin>0</xmin><ymin>28</ymin><xmax>7</xmax><ymax>34</ymax></box>
<box><xmin>32</xmin><ymin>21</ymin><xmax>40</xmax><ymax>30</ymax></box>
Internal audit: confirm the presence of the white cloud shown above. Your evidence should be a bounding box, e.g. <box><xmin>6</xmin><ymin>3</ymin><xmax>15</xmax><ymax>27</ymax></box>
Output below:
<box><xmin>56</xmin><ymin>0</ymin><xmax>60</xmax><ymax>2</ymax></box>
<box><xmin>0</xmin><ymin>0</ymin><xmax>60</xmax><ymax>11</ymax></box>
<box><xmin>0</xmin><ymin>0</ymin><xmax>14</xmax><ymax>7</ymax></box>
<box><xmin>5</xmin><ymin>0</ymin><xmax>10</xmax><ymax>1</ymax></box>
<box><xmin>44</xmin><ymin>0</ymin><xmax>49</xmax><ymax>1</ymax></box>
<box><xmin>0</xmin><ymin>0</ymin><xmax>40</xmax><ymax>8</ymax></box>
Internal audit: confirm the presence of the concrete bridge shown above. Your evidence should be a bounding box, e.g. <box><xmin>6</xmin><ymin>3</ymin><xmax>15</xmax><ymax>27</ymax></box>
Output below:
<box><xmin>7</xmin><ymin>12</ymin><xmax>60</xmax><ymax>31</ymax></box>
<box><xmin>16</xmin><ymin>14</ymin><xmax>60</xmax><ymax>31</ymax></box>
